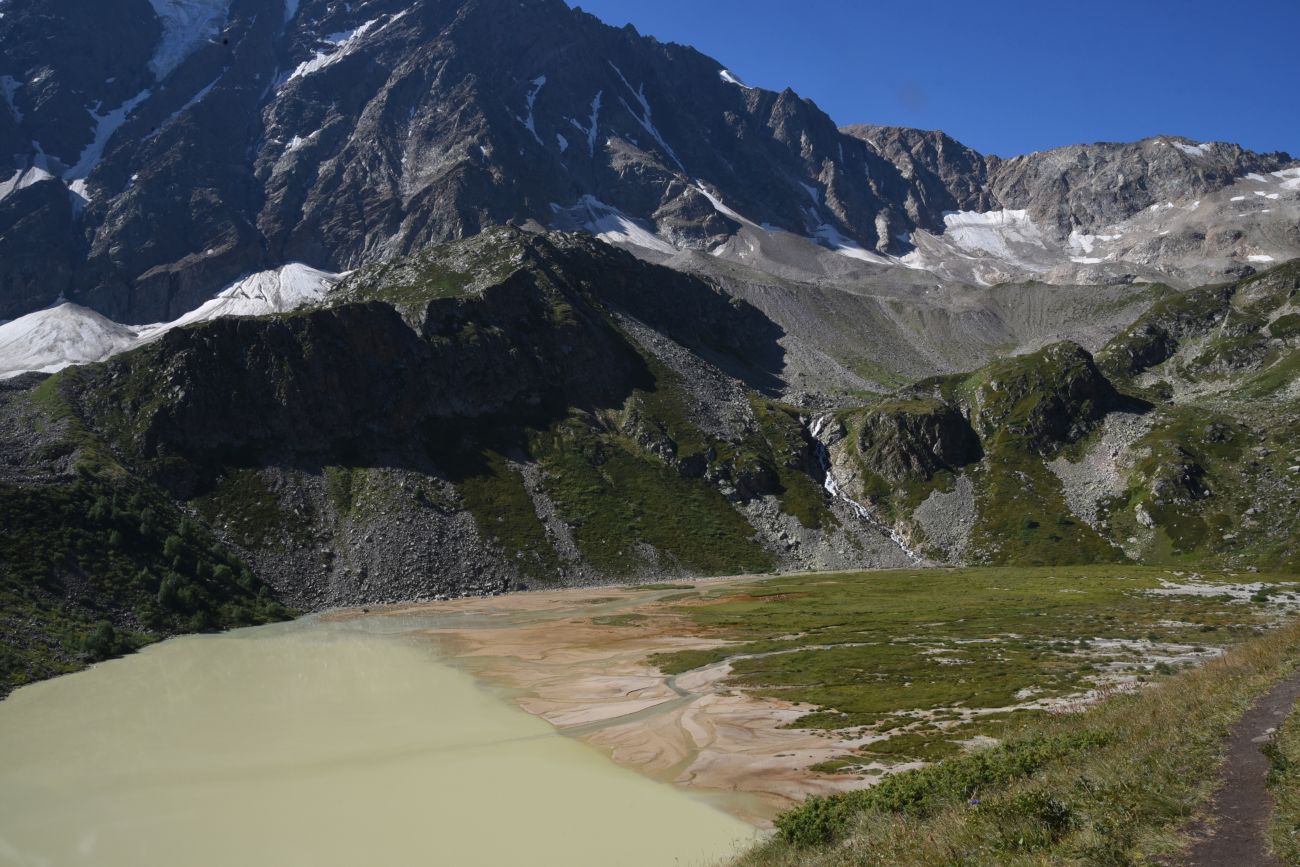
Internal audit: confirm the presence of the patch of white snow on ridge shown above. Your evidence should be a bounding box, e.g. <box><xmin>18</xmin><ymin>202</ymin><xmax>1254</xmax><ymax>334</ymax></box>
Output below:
<box><xmin>1248</xmin><ymin>255</ymin><xmax>1276</xmax><ymax>263</ymax></box>
<box><xmin>0</xmin><ymin>265</ymin><xmax>342</xmax><ymax>379</ymax></box>
<box><xmin>63</xmin><ymin>90</ymin><xmax>153</xmax><ymax>194</ymax></box>
<box><xmin>609</xmin><ymin>63</ymin><xmax>684</xmax><ymax>171</ymax></box>
<box><xmin>1067</xmin><ymin>229</ymin><xmax>1121</xmax><ymax>256</ymax></box>
<box><xmin>515</xmin><ymin>76</ymin><xmax>546</xmax><ymax>145</ymax></box>
<box><xmin>550</xmin><ymin>196</ymin><xmax>677</xmax><ymax>255</ymax></box>
<box><xmin>0</xmin><ymin>305</ymin><xmax>141</xmax><ymax>378</ymax></box>
<box><xmin>1273</xmin><ymin>168</ymin><xmax>1300</xmax><ymax>191</ymax></box>
<box><xmin>147</xmin><ymin>0</ymin><xmax>232</xmax><ymax>80</ymax></box>
<box><xmin>1246</xmin><ymin>173</ymin><xmax>1270</xmax><ymax>183</ymax></box>
<box><xmin>1172</xmin><ymin>141</ymin><xmax>1211</xmax><ymax>157</ymax></box>
<box><xmin>569</xmin><ymin>91</ymin><xmax>602</xmax><ymax>156</ymax></box>
<box><xmin>718</xmin><ymin>69</ymin><xmax>752</xmax><ymax>90</ymax></box>
<box><xmin>813</xmin><ymin>222</ymin><xmax>891</xmax><ymax>264</ymax></box>
<box><xmin>0</xmin><ymin>166</ymin><xmax>53</xmax><ymax>204</ymax></box>
<box><xmin>1231</xmin><ymin>195</ymin><xmax>1247</xmax><ymax>202</ymax></box>
<box><xmin>694</xmin><ymin>181</ymin><xmax>748</xmax><ymax>223</ymax></box>
<box><xmin>1255</xmin><ymin>191</ymin><xmax>1280</xmax><ymax>200</ymax></box>
<box><xmin>139</xmin><ymin>264</ymin><xmax>340</xmax><ymax>338</ymax></box>
<box><xmin>941</xmin><ymin>209</ymin><xmax>1046</xmax><ymax>263</ymax></box>
<box><xmin>288</xmin><ymin>19</ymin><xmax>382</xmax><ymax>81</ymax></box>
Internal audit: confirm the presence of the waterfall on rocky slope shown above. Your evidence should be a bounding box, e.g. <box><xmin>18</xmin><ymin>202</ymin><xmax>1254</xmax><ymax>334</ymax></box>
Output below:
<box><xmin>809</xmin><ymin>415</ymin><xmax>927</xmax><ymax>565</ymax></box>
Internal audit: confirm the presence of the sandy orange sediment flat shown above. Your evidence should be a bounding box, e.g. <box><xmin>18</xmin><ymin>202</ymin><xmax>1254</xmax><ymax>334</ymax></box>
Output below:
<box><xmin>341</xmin><ymin>577</ymin><xmax>884</xmax><ymax>825</ymax></box>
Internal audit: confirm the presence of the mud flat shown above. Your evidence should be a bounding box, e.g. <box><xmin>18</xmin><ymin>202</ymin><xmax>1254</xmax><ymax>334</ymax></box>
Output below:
<box><xmin>347</xmin><ymin>568</ymin><xmax>1300</xmax><ymax>826</ymax></box>
<box><xmin>348</xmin><ymin>578</ymin><xmax>876</xmax><ymax>824</ymax></box>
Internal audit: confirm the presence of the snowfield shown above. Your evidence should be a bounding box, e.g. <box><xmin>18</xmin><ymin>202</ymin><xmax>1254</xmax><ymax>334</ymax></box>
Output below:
<box><xmin>147</xmin><ymin>0</ymin><xmax>232</xmax><ymax>80</ymax></box>
<box><xmin>0</xmin><ymin>167</ymin><xmax>54</xmax><ymax>204</ymax></box>
<box><xmin>0</xmin><ymin>265</ymin><xmax>341</xmax><ymax>379</ymax></box>
<box><xmin>941</xmin><ymin>209</ymin><xmax>1047</xmax><ymax>264</ymax></box>
<box><xmin>0</xmin><ymin>306</ymin><xmax>141</xmax><ymax>378</ymax></box>
<box><xmin>64</xmin><ymin>90</ymin><xmax>153</xmax><ymax>198</ymax></box>
<box><xmin>551</xmin><ymin>197</ymin><xmax>677</xmax><ymax>255</ymax></box>
<box><xmin>288</xmin><ymin>19</ymin><xmax>383</xmax><ymax>81</ymax></box>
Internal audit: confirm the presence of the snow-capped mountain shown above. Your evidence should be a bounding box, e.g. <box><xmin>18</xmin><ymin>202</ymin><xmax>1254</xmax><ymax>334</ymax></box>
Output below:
<box><xmin>0</xmin><ymin>264</ymin><xmax>338</xmax><ymax>378</ymax></box>
<box><xmin>1</xmin><ymin>0</ymin><xmax>1294</xmax><ymax>325</ymax></box>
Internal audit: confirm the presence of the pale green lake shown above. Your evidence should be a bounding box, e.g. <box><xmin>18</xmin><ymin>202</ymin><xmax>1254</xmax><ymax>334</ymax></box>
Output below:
<box><xmin>0</xmin><ymin>617</ymin><xmax>754</xmax><ymax>866</ymax></box>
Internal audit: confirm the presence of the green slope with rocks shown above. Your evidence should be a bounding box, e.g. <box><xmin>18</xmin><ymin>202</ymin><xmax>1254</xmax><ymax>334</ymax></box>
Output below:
<box><xmin>820</xmin><ymin>260</ymin><xmax>1300</xmax><ymax>569</ymax></box>
<box><xmin>2</xmin><ymin>232</ymin><xmax>1297</xmax><ymax>694</ymax></box>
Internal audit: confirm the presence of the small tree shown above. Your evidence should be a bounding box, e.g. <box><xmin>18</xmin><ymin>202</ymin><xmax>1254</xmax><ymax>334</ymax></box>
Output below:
<box><xmin>81</xmin><ymin>621</ymin><xmax>123</xmax><ymax>661</ymax></box>
<box><xmin>162</xmin><ymin>534</ymin><xmax>184</xmax><ymax>558</ymax></box>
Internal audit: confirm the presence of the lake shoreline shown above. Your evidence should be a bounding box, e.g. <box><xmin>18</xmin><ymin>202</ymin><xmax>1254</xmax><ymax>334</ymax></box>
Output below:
<box><xmin>334</xmin><ymin>576</ymin><xmax>875</xmax><ymax>825</ymax></box>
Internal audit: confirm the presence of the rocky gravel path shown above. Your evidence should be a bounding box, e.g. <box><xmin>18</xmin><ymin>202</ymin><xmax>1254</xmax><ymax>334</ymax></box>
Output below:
<box><xmin>1181</xmin><ymin>667</ymin><xmax>1300</xmax><ymax>867</ymax></box>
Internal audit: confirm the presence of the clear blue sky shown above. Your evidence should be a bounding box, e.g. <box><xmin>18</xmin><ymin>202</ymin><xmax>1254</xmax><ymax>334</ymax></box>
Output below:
<box><xmin>567</xmin><ymin>0</ymin><xmax>1299</xmax><ymax>158</ymax></box>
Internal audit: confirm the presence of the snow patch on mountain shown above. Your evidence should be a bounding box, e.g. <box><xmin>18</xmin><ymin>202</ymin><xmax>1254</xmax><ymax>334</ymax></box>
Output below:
<box><xmin>813</xmin><ymin>223</ymin><xmax>891</xmax><ymax>265</ymax></box>
<box><xmin>942</xmin><ymin>209</ymin><xmax>1047</xmax><ymax>263</ymax></box>
<box><xmin>694</xmin><ymin>181</ymin><xmax>749</xmax><ymax>223</ymax></box>
<box><xmin>550</xmin><ymin>196</ymin><xmax>677</xmax><ymax>255</ymax></box>
<box><xmin>1068</xmin><ymin>229</ymin><xmax>1121</xmax><ymax>256</ymax></box>
<box><xmin>1274</xmin><ymin>168</ymin><xmax>1300</xmax><ymax>192</ymax></box>
<box><xmin>1172</xmin><ymin>141</ymin><xmax>1211</xmax><ymax>157</ymax></box>
<box><xmin>0</xmin><ymin>265</ymin><xmax>341</xmax><ymax>379</ymax></box>
<box><xmin>515</xmin><ymin>76</ymin><xmax>546</xmax><ymax>145</ymax></box>
<box><xmin>0</xmin><ymin>166</ymin><xmax>54</xmax><ymax>204</ymax></box>
<box><xmin>139</xmin><ymin>264</ymin><xmax>340</xmax><ymax>338</ymax></box>
<box><xmin>718</xmin><ymin>69</ymin><xmax>752</xmax><ymax>90</ymax></box>
<box><xmin>147</xmin><ymin>0</ymin><xmax>231</xmax><ymax>80</ymax></box>
<box><xmin>567</xmin><ymin>92</ymin><xmax>602</xmax><ymax>156</ymax></box>
<box><xmin>288</xmin><ymin>19</ymin><xmax>382</xmax><ymax>82</ymax></box>
<box><xmin>0</xmin><ymin>305</ymin><xmax>141</xmax><ymax>378</ymax></box>
<box><xmin>64</xmin><ymin>90</ymin><xmax>152</xmax><ymax>195</ymax></box>
<box><xmin>609</xmin><ymin>63</ymin><xmax>683</xmax><ymax>171</ymax></box>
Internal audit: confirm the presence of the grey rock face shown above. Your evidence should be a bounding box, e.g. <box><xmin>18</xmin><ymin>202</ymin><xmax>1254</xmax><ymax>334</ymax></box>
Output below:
<box><xmin>843</xmin><ymin>125</ymin><xmax>996</xmax><ymax>228</ymax></box>
<box><xmin>0</xmin><ymin>0</ymin><xmax>1293</xmax><ymax>324</ymax></box>
<box><xmin>847</xmin><ymin>125</ymin><xmax>1293</xmax><ymax>239</ymax></box>
<box><xmin>986</xmin><ymin>138</ymin><xmax>1291</xmax><ymax>237</ymax></box>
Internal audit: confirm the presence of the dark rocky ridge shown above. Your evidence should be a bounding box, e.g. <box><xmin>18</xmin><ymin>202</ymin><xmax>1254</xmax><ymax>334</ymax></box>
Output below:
<box><xmin>17</xmin><ymin>231</ymin><xmax>908</xmax><ymax>611</ymax></box>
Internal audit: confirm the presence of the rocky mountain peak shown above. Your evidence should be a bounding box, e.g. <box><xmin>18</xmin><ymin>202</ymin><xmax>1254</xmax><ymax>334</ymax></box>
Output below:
<box><xmin>0</xmin><ymin>0</ymin><xmax>1295</xmax><ymax>327</ymax></box>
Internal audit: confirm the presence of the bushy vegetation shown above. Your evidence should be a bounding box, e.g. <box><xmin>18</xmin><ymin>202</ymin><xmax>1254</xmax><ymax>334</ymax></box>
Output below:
<box><xmin>535</xmin><ymin>412</ymin><xmax>775</xmax><ymax>576</ymax></box>
<box><xmin>192</xmin><ymin>468</ymin><xmax>304</xmax><ymax>548</ymax></box>
<box><xmin>1</xmin><ymin>375</ymin><xmax>292</xmax><ymax>695</ymax></box>
<box><xmin>456</xmin><ymin>449</ymin><xmax>564</xmax><ymax>581</ymax></box>
<box><xmin>0</xmin><ymin>476</ymin><xmax>291</xmax><ymax>694</ymax></box>
<box><xmin>1268</xmin><ymin>699</ymin><xmax>1300</xmax><ymax>864</ymax></box>
<box><xmin>774</xmin><ymin>731</ymin><xmax>1110</xmax><ymax>847</ymax></box>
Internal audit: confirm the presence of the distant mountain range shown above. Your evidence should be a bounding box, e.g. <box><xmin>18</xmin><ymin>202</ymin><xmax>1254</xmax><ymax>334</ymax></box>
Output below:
<box><xmin>1</xmin><ymin>0</ymin><xmax>1295</xmax><ymax>325</ymax></box>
